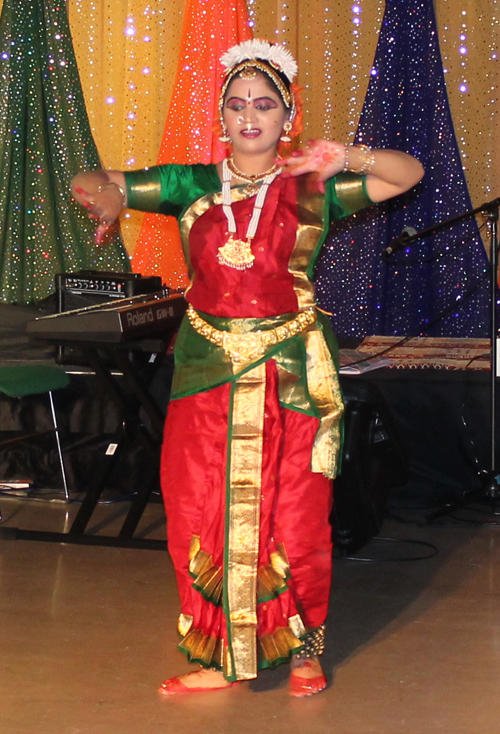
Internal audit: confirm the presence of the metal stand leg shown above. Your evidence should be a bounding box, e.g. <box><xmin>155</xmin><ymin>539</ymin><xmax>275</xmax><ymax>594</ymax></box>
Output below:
<box><xmin>48</xmin><ymin>390</ymin><xmax>69</xmax><ymax>501</ymax></box>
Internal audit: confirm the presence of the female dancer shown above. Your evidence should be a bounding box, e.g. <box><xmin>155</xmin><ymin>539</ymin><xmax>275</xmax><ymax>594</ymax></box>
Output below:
<box><xmin>72</xmin><ymin>39</ymin><xmax>424</xmax><ymax>697</ymax></box>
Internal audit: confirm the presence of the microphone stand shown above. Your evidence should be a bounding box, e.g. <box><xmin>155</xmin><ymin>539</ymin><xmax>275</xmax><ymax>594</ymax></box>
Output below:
<box><xmin>382</xmin><ymin>197</ymin><xmax>500</xmax><ymax>521</ymax></box>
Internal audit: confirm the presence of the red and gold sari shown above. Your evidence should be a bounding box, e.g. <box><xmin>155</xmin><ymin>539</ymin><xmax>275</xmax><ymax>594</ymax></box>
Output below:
<box><xmin>125</xmin><ymin>164</ymin><xmax>371</xmax><ymax>681</ymax></box>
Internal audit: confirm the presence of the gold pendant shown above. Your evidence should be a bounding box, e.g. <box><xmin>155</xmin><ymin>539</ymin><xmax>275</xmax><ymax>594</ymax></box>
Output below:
<box><xmin>217</xmin><ymin>236</ymin><xmax>255</xmax><ymax>270</ymax></box>
<box><xmin>243</xmin><ymin>183</ymin><xmax>259</xmax><ymax>197</ymax></box>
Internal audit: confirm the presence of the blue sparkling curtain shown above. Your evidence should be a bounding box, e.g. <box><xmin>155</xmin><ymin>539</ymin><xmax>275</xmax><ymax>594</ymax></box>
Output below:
<box><xmin>0</xmin><ymin>0</ymin><xmax>130</xmax><ymax>305</ymax></box>
<box><xmin>315</xmin><ymin>0</ymin><xmax>491</xmax><ymax>339</ymax></box>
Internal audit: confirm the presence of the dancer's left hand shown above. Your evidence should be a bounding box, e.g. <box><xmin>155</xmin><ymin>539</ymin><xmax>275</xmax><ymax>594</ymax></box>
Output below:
<box><xmin>277</xmin><ymin>139</ymin><xmax>346</xmax><ymax>192</ymax></box>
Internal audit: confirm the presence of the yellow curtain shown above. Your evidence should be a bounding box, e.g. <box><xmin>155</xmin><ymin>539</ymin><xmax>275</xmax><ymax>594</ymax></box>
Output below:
<box><xmin>434</xmin><ymin>0</ymin><xmax>500</xmax><ymax>214</ymax></box>
<box><xmin>67</xmin><ymin>0</ymin><xmax>185</xmax><ymax>258</ymax></box>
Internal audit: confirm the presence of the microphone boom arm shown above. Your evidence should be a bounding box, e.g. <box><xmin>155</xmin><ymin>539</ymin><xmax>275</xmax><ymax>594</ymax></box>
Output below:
<box><xmin>382</xmin><ymin>196</ymin><xmax>500</xmax><ymax>258</ymax></box>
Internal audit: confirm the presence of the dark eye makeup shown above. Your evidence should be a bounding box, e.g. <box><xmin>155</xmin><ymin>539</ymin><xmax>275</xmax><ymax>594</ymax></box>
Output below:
<box><xmin>225</xmin><ymin>96</ymin><xmax>280</xmax><ymax>112</ymax></box>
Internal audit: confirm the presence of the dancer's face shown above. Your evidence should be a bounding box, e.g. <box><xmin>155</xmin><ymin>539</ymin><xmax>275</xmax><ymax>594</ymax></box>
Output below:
<box><xmin>223</xmin><ymin>72</ymin><xmax>289</xmax><ymax>159</ymax></box>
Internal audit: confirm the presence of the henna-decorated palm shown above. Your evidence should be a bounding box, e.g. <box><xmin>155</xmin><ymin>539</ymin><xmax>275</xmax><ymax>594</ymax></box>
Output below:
<box><xmin>277</xmin><ymin>139</ymin><xmax>346</xmax><ymax>192</ymax></box>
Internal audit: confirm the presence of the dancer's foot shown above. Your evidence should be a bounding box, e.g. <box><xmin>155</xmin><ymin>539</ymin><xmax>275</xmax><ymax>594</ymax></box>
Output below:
<box><xmin>159</xmin><ymin>668</ymin><xmax>236</xmax><ymax>695</ymax></box>
<box><xmin>289</xmin><ymin>655</ymin><xmax>327</xmax><ymax>697</ymax></box>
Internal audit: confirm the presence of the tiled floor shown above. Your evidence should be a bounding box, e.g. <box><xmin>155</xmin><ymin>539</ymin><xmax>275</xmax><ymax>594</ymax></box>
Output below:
<box><xmin>1</xmin><ymin>493</ymin><xmax>500</xmax><ymax>734</ymax></box>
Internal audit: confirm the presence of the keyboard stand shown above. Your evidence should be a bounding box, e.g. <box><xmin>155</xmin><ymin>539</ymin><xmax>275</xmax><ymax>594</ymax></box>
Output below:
<box><xmin>1</xmin><ymin>336</ymin><xmax>173</xmax><ymax>550</ymax></box>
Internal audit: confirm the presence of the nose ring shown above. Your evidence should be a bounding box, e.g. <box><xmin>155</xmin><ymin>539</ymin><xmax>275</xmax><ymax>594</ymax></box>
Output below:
<box><xmin>237</xmin><ymin>116</ymin><xmax>245</xmax><ymax>125</ymax></box>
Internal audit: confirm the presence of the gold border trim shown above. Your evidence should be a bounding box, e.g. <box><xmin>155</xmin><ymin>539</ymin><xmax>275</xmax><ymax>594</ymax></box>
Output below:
<box><xmin>177</xmin><ymin>621</ymin><xmax>303</xmax><ymax>673</ymax></box>
<box><xmin>177</xmin><ymin>613</ymin><xmax>194</xmax><ymax>638</ymax></box>
<box><xmin>288</xmin><ymin>176</ymin><xmax>326</xmax><ymax>310</ymax></box>
<box><xmin>257</xmin><ymin>544</ymin><xmax>291</xmax><ymax>601</ymax></box>
<box><xmin>178</xmin><ymin>627</ymin><xmax>226</xmax><ymax>670</ymax></box>
<box><xmin>258</xmin><ymin>626</ymin><xmax>303</xmax><ymax>667</ymax></box>
<box><xmin>226</xmin><ymin>362</ymin><xmax>267</xmax><ymax>679</ymax></box>
<box><xmin>303</xmin><ymin>327</ymin><xmax>344</xmax><ymax>478</ymax></box>
<box><xmin>286</xmin><ymin>178</ymin><xmax>344</xmax><ymax>477</ymax></box>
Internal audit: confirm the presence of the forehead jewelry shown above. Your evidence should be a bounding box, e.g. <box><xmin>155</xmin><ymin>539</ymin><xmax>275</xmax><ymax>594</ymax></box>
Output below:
<box><xmin>240</xmin><ymin>67</ymin><xmax>257</xmax><ymax>81</ymax></box>
<box><xmin>218</xmin><ymin>158</ymin><xmax>281</xmax><ymax>270</ymax></box>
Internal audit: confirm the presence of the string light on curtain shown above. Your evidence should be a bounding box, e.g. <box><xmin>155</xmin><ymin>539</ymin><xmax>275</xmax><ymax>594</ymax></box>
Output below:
<box><xmin>342</xmin><ymin>1</ymin><xmax>384</xmax><ymax>145</ymax></box>
<box><xmin>454</xmin><ymin>9</ymin><xmax>470</xmax><ymax>177</ymax></box>
<box><xmin>435</xmin><ymin>0</ymin><xmax>499</xmax><ymax>210</ymax></box>
<box><xmin>248</xmin><ymin>0</ymin><xmax>383</xmax><ymax>143</ymax></box>
<box><xmin>323</xmin><ymin>0</ymin><xmax>334</xmax><ymax>140</ymax></box>
<box><xmin>121</xmin><ymin>5</ymin><xmax>159</xmax><ymax>171</ymax></box>
<box><xmin>458</xmin><ymin>10</ymin><xmax>468</xmax><ymax>94</ymax></box>
<box><xmin>274</xmin><ymin>1</ymin><xmax>295</xmax><ymax>46</ymax></box>
<box><xmin>347</xmin><ymin>3</ymin><xmax>362</xmax><ymax>140</ymax></box>
<box><xmin>484</xmin><ymin>1</ymin><xmax>499</xmax><ymax>194</ymax></box>
<box><xmin>247</xmin><ymin>0</ymin><xmax>257</xmax><ymax>29</ymax></box>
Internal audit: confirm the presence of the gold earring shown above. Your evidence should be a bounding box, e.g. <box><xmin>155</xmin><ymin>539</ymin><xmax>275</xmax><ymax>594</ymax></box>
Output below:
<box><xmin>219</xmin><ymin>123</ymin><xmax>231</xmax><ymax>143</ymax></box>
<box><xmin>280</xmin><ymin>120</ymin><xmax>293</xmax><ymax>142</ymax></box>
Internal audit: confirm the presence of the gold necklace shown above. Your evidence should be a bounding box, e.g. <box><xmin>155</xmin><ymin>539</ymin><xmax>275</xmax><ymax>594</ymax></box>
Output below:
<box><xmin>227</xmin><ymin>156</ymin><xmax>279</xmax><ymax>183</ymax></box>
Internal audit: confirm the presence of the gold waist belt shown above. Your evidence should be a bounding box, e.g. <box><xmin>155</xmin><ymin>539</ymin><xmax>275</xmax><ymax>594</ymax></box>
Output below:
<box><xmin>186</xmin><ymin>305</ymin><xmax>317</xmax><ymax>365</ymax></box>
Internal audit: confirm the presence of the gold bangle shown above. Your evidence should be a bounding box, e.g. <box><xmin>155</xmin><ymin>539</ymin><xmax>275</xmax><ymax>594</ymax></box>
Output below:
<box><xmin>357</xmin><ymin>144</ymin><xmax>376</xmax><ymax>175</ymax></box>
<box><xmin>97</xmin><ymin>181</ymin><xmax>126</xmax><ymax>207</ymax></box>
<box><xmin>343</xmin><ymin>144</ymin><xmax>376</xmax><ymax>175</ymax></box>
<box><xmin>343</xmin><ymin>145</ymin><xmax>350</xmax><ymax>172</ymax></box>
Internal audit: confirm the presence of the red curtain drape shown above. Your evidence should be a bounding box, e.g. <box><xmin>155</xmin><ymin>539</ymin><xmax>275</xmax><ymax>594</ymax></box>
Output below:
<box><xmin>130</xmin><ymin>0</ymin><xmax>252</xmax><ymax>288</ymax></box>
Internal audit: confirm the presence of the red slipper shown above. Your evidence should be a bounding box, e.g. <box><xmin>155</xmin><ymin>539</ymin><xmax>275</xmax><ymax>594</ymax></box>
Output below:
<box><xmin>289</xmin><ymin>670</ymin><xmax>327</xmax><ymax>698</ymax></box>
<box><xmin>159</xmin><ymin>675</ymin><xmax>240</xmax><ymax>695</ymax></box>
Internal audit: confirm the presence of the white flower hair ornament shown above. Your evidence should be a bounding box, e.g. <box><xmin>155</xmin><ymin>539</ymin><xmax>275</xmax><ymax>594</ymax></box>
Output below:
<box><xmin>220</xmin><ymin>39</ymin><xmax>298</xmax><ymax>84</ymax></box>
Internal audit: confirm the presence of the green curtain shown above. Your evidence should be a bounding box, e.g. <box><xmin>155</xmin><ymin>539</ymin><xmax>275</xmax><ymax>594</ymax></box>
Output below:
<box><xmin>0</xmin><ymin>0</ymin><xmax>130</xmax><ymax>304</ymax></box>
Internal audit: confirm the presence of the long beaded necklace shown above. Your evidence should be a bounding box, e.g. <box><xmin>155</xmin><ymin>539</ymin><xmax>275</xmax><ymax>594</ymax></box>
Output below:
<box><xmin>217</xmin><ymin>157</ymin><xmax>281</xmax><ymax>271</ymax></box>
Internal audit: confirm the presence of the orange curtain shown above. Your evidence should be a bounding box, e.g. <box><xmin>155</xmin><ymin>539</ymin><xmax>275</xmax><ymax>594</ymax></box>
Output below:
<box><xmin>130</xmin><ymin>0</ymin><xmax>252</xmax><ymax>288</ymax></box>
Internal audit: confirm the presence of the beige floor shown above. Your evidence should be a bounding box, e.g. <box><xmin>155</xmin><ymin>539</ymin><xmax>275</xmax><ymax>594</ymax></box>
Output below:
<box><xmin>0</xmin><ymin>493</ymin><xmax>499</xmax><ymax>734</ymax></box>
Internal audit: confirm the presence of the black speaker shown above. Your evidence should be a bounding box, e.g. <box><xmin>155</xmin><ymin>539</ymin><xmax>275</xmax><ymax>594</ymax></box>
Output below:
<box><xmin>54</xmin><ymin>270</ymin><xmax>163</xmax><ymax>364</ymax></box>
<box><xmin>332</xmin><ymin>376</ymin><xmax>409</xmax><ymax>555</ymax></box>
<box><xmin>56</xmin><ymin>270</ymin><xmax>162</xmax><ymax>313</ymax></box>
